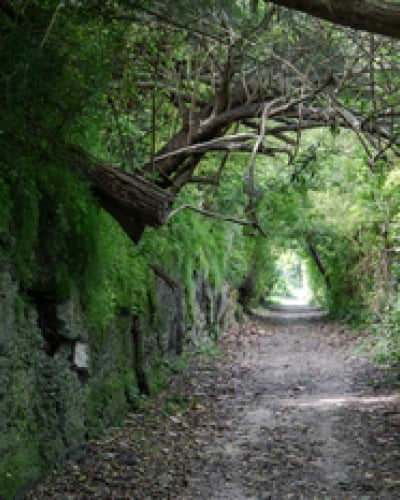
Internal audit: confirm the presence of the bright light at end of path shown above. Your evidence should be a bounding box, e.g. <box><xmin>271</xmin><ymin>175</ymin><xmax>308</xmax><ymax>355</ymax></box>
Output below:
<box><xmin>279</xmin><ymin>261</ymin><xmax>313</xmax><ymax>306</ymax></box>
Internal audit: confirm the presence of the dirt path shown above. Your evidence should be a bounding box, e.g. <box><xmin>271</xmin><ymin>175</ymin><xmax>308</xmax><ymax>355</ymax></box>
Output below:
<box><xmin>183</xmin><ymin>309</ymin><xmax>400</xmax><ymax>499</ymax></box>
<box><xmin>28</xmin><ymin>309</ymin><xmax>400</xmax><ymax>499</ymax></box>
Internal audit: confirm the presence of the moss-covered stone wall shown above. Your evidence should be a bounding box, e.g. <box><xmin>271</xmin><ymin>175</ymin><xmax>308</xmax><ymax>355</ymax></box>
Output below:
<box><xmin>0</xmin><ymin>264</ymin><xmax>229</xmax><ymax>499</ymax></box>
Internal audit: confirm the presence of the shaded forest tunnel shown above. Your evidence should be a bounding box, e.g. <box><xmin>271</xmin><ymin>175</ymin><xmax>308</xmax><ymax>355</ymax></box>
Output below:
<box><xmin>2</xmin><ymin>0</ymin><xmax>400</xmax><ymax>498</ymax></box>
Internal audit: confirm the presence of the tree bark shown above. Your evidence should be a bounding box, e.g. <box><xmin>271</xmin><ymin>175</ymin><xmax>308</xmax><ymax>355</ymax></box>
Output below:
<box><xmin>306</xmin><ymin>237</ymin><xmax>331</xmax><ymax>289</ymax></box>
<box><xmin>68</xmin><ymin>147</ymin><xmax>174</xmax><ymax>242</ymax></box>
<box><xmin>238</xmin><ymin>265</ymin><xmax>258</xmax><ymax>312</ymax></box>
<box><xmin>269</xmin><ymin>0</ymin><xmax>400</xmax><ymax>39</ymax></box>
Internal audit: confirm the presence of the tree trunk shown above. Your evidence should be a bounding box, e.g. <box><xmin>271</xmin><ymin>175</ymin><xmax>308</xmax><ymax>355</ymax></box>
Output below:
<box><xmin>269</xmin><ymin>0</ymin><xmax>400</xmax><ymax>39</ymax></box>
<box><xmin>306</xmin><ymin>238</ymin><xmax>331</xmax><ymax>289</ymax></box>
<box><xmin>250</xmin><ymin>0</ymin><xmax>259</xmax><ymax>13</ymax></box>
<box><xmin>68</xmin><ymin>147</ymin><xmax>174</xmax><ymax>243</ymax></box>
<box><xmin>238</xmin><ymin>265</ymin><xmax>258</xmax><ymax>312</ymax></box>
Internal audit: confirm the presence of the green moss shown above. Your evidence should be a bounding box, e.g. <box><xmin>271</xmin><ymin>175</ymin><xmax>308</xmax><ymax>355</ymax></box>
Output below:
<box><xmin>196</xmin><ymin>340</ymin><xmax>221</xmax><ymax>359</ymax></box>
<box><xmin>124</xmin><ymin>370</ymin><xmax>141</xmax><ymax>409</ymax></box>
<box><xmin>0</xmin><ymin>434</ymin><xmax>43</xmax><ymax>500</ymax></box>
<box><xmin>0</xmin><ymin>365</ymin><xmax>43</xmax><ymax>499</ymax></box>
<box><xmin>87</xmin><ymin>377</ymin><xmax>129</xmax><ymax>436</ymax></box>
<box><xmin>149</xmin><ymin>353</ymin><xmax>189</xmax><ymax>394</ymax></box>
<box><xmin>86</xmin><ymin>314</ymin><xmax>139</xmax><ymax>436</ymax></box>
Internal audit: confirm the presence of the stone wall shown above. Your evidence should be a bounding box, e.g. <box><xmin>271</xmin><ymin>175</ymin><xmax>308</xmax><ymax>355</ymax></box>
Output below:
<box><xmin>0</xmin><ymin>267</ymin><xmax>230</xmax><ymax>499</ymax></box>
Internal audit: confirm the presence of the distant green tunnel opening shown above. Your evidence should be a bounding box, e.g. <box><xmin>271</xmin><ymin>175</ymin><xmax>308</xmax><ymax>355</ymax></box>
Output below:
<box><xmin>269</xmin><ymin>250</ymin><xmax>316</xmax><ymax>306</ymax></box>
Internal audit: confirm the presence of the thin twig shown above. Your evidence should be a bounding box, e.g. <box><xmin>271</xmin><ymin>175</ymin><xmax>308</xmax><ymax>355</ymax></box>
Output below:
<box><xmin>246</xmin><ymin>97</ymin><xmax>284</xmax><ymax>205</ymax></box>
<box><xmin>40</xmin><ymin>2</ymin><xmax>64</xmax><ymax>49</ymax></box>
<box><xmin>166</xmin><ymin>203</ymin><xmax>266</xmax><ymax>236</ymax></box>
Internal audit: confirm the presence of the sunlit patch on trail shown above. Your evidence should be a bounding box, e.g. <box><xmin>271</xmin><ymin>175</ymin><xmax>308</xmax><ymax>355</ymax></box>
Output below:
<box><xmin>286</xmin><ymin>394</ymin><xmax>400</xmax><ymax>409</ymax></box>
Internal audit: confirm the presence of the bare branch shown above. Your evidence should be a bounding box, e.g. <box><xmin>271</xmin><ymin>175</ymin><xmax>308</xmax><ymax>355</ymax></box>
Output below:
<box><xmin>40</xmin><ymin>2</ymin><xmax>64</xmax><ymax>49</ymax></box>
<box><xmin>171</xmin><ymin>155</ymin><xmax>204</xmax><ymax>193</ymax></box>
<box><xmin>166</xmin><ymin>203</ymin><xmax>267</xmax><ymax>236</ymax></box>
<box><xmin>247</xmin><ymin>98</ymin><xmax>284</xmax><ymax>216</ymax></box>
<box><xmin>153</xmin><ymin>133</ymin><xmax>258</xmax><ymax>163</ymax></box>
<box><xmin>208</xmin><ymin>143</ymin><xmax>291</xmax><ymax>156</ymax></box>
<box><xmin>331</xmin><ymin>99</ymin><xmax>373</xmax><ymax>157</ymax></box>
<box><xmin>188</xmin><ymin>176</ymin><xmax>219</xmax><ymax>185</ymax></box>
<box><xmin>150</xmin><ymin>264</ymin><xmax>179</xmax><ymax>289</ymax></box>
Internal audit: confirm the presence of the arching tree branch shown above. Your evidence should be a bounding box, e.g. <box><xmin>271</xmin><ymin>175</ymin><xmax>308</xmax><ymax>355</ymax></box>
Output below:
<box><xmin>268</xmin><ymin>0</ymin><xmax>400</xmax><ymax>39</ymax></box>
<box><xmin>166</xmin><ymin>204</ymin><xmax>267</xmax><ymax>236</ymax></box>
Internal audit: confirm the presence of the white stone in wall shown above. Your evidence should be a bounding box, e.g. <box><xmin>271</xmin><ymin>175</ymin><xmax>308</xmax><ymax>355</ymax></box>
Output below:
<box><xmin>73</xmin><ymin>342</ymin><xmax>89</xmax><ymax>369</ymax></box>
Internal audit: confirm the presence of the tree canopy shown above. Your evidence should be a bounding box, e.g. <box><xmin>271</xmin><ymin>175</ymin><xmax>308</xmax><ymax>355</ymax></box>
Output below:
<box><xmin>2</xmin><ymin>1</ymin><xmax>399</xmax><ymax>240</ymax></box>
<box><xmin>1</xmin><ymin>0</ymin><xmax>400</xmax><ymax>320</ymax></box>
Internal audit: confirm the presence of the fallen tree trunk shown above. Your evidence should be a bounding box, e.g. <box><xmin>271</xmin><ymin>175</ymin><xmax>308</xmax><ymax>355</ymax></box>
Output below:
<box><xmin>68</xmin><ymin>147</ymin><xmax>174</xmax><ymax>242</ymax></box>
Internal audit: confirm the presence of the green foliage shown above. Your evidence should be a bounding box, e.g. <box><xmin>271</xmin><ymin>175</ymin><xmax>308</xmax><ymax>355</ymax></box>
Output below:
<box><xmin>82</xmin><ymin>213</ymin><xmax>154</xmax><ymax>328</ymax></box>
<box><xmin>195</xmin><ymin>340</ymin><xmax>221</xmax><ymax>359</ymax></box>
<box><xmin>370</xmin><ymin>298</ymin><xmax>400</xmax><ymax>367</ymax></box>
<box><xmin>0</xmin><ymin>155</ymin><xmax>95</xmax><ymax>293</ymax></box>
<box><xmin>0</xmin><ymin>434</ymin><xmax>42</xmax><ymax>500</ymax></box>
<box><xmin>87</xmin><ymin>377</ymin><xmax>130</xmax><ymax>435</ymax></box>
<box><xmin>5</xmin><ymin>2</ymin><xmax>400</xmax><ymax>496</ymax></box>
<box><xmin>149</xmin><ymin>354</ymin><xmax>189</xmax><ymax>394</ymax></box>
<box><xmin>0</xmin><ymin>154</ymin><xmax>156</xmax><ymax>328</ymax></box>
<box><xmin>0</xmin><ymin>1</ymin><xmax>161</xmax><ymax>325</ymax></box>
<box><xmin>137</xmin><ymin>182</ymin><xmax>233</xmax><ymax>325</ymax></box>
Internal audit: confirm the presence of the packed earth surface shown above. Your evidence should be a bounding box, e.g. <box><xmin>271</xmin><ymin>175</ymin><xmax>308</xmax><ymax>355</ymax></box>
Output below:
<box><xmin>27</xmin><ymin>306</ymin><xmax>400</xmax><ymax>499</ymax></box>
